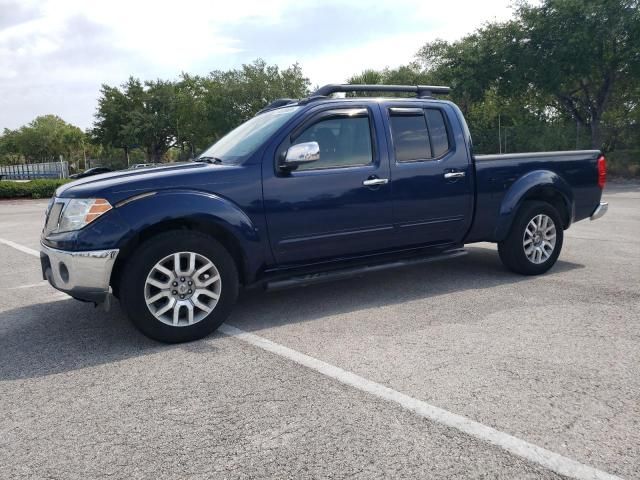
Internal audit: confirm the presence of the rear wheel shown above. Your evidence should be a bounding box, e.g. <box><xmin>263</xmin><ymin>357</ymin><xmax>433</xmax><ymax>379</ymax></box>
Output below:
<box><xmin>498</xmin><ymin>201</ymin><xmax>564</xmax><ymax>275</ymax></box>
<box><xmin>120</xmin><ymin>231</ymin><xmax>238</xmax><ymax>343</ymax></box>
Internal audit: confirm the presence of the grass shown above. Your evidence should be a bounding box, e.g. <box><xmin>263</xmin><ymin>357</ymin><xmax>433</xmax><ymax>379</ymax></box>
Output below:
<box><xmin>607</xmin><ymin>149</ymin><xmax>640</xmax><ymax>178</ymax></box>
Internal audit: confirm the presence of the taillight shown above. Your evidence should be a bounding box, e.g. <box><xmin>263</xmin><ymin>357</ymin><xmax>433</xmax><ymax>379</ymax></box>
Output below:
<box><xmin>597</xmin><ymin>155</ymin><xmax>606</xmax><ymax>189</ymax></box>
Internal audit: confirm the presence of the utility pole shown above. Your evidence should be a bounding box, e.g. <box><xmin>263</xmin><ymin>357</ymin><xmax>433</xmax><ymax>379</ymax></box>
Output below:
<box><xmin>498</xmin><ymin>114</ymin><xmax>502</xmax><ymax>154</ymax></box>
<box><xmin>82</xmin><ymin>139</ymin><xmax>87</xmax><ymax>170</ymax></box>
<box><xmin>504</xmin><ymin>127</ymin><xmax>507</xmax><ymax>154</ymax></box>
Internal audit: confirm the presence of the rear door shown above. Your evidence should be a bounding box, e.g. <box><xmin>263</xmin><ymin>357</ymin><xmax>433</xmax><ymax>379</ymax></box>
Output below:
<box><xmin>262</xmin><ymin>104</ymin><xmax>394</xmax><ymax>265</ymax></box>
<box><xmin>385</xmin><ymin>102</ymin><xmax>473</xmax><ymax>248</ymax></box>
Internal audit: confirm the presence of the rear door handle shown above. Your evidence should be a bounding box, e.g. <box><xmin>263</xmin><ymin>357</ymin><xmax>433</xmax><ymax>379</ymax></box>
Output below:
<box><xmin>444</xmin><ymin>171</ymin><xmax>466</xmax><ymax>179</ymax></box>
<box><xmin>363</xmin><ymin>178</ymin><xmax>389</xmax><ymax>186</ymax></box>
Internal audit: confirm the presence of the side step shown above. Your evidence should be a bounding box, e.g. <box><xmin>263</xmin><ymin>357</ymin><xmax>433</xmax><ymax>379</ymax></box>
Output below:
<box><xmin>265</xmin><ymin>248</ymin><xmax>467</xmax><ymax>290</ymax></box>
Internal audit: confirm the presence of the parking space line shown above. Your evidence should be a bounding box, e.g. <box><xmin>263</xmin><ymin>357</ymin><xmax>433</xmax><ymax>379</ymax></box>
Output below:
<box><xmin>0</xmin><ymin>238</ymin><xmax>40</xmax><ymax>257</ymax></box>
<box><xmin>8</xmin><ymin>281</ymin><xmax>50</xmax><ymax>290</ymax></box>
<box><xmin>219</xmin><ymin>324</ymin><xmax>623</xmax><ymax>480</ymax></box>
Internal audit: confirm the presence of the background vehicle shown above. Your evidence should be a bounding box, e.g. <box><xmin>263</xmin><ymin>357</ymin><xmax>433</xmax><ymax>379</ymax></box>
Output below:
<box><xmin>128</xmin><ymin>163</ymin><xmax>156</xmax><ymax>170</ymax></box>
<box><xmin>40</xmin><ymin>84</ymin><xmax>608</xmax><ymax>343</ymax></box>
<box><xmin>69</xmin><ymin>166</ymin><xmax>112</xmax><ymax>179</ymax></box>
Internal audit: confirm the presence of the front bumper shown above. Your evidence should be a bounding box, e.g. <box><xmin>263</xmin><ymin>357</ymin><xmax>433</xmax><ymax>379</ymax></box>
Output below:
<box><xmin>40</xmin><ymin>243</ymin><xmax>119</xmax><ymax>303</ymax></box>
<box><xmin>590</xmin><ymin>202</ymin><xmax>608</xmax><ymax>221</ymax></box>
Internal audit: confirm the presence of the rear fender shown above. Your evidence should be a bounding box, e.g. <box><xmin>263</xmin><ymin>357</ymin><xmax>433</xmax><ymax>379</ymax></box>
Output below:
<box><xmin>495</xmin><ymin>170</ymin><xmax>574</xmax><ymax>241</ymax></box>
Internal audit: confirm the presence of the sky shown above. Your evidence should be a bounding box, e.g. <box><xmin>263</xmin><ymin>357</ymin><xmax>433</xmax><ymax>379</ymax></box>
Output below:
<box><xmin>0</xmin><ymin>0</ymin><xmax>515</xmax><ymax>131</ymax></box>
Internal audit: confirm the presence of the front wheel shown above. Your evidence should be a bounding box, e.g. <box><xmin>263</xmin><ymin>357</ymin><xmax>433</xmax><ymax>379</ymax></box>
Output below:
<box><xmin>498</xmin><ymin>201</ymin><xmax>564</xmax><ymax>275</ymax></box>
<box><xmin>120</xmin><ymin>231</ymin><xmax>239</xmax><ymax>343</ymax></box>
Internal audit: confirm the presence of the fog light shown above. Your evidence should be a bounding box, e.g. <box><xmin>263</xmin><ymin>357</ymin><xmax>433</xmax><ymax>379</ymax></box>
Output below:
<box><xmin>59</xmin><ymin>262</ymin><xmax>69</xmax><ymax>283</ymax></box>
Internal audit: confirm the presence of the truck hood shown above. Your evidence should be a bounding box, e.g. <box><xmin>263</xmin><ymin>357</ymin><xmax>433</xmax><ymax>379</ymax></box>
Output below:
<box><xmin>57</xmin><ymin>162</ymin><xmax>245</xmax><ymax>204</ymax></box>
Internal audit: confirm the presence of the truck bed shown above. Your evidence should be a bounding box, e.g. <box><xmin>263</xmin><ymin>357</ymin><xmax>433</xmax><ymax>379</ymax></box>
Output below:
<box><xmin>466</xmin><ymin>150</ymin><xmax>603</xmax><ymax>243</ymax></box>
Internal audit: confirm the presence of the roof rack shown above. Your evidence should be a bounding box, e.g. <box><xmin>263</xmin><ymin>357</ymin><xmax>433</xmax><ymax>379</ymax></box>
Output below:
<box><xmin>312</xmin><ymin>84</ymin><xmax>451</xmax><ymax>98</ymax></box>
<box><xmin>256</xmin><ymin>98</ymin><xmax>297</xmax><ymax>114</ymax></box>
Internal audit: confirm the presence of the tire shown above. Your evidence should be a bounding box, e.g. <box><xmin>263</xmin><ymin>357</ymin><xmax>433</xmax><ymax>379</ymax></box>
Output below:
<box><xmin>498</xmin><ymin>201</ymin><xmax>564</xmax><ymax>275</ymax></box>
<box><xmin>119</xmin><ymin>231</ymin><xmax>239</xmax><ymax>343</ymax></box>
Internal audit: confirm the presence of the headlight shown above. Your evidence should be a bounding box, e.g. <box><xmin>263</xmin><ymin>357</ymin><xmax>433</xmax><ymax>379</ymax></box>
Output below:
<box><xmin>56</xmin><ymin>198</ymin><xmax>113</xmax><ymax>233</ymax></box>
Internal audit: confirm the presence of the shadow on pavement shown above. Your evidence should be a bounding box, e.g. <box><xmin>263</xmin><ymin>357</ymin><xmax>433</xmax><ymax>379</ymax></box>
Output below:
<box><xmin>0</xmin><ymin>246</ymin><xmax>583</xmax><ymax>381</ymax></box>
<box><xmin>229</xmin><ymin>246</ymin><xmax>584</xmax><ymax>333</ymax></box>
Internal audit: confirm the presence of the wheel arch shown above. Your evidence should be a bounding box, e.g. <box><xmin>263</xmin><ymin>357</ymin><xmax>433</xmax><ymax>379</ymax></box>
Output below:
<box><xmin>109</xmin><ymin>190</ymin><xmax>261</xmax><ymax>296</ymax></box>
<box><xmin>495</xmin><ymin>170</ymin><xmax>574</xmax><ymax>242</ymax></box>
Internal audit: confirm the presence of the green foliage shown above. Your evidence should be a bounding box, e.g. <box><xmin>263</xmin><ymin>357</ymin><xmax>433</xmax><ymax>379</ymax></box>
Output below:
<box><xmin>513</xmin><ymin>0</ymin><xmax>640</xmax><ymax>148</ymax></box>
<box><xmin>92</xmin><ymin>77</ymin><xmax>178</xmax><ymax>163</ymax></box>
<box><xmin>0</xmin><ymin>179</ymin><xmax>69</xmax><ymax>199</ymax></box>
<box><xmin>93</xmin><ymin>59</ymin><xmax>310</xmax><ymax>162</ymax></box>
<box><xmin>0</xmin><ymin>116</ymin><xmax>86</xmax><ymax>165</ymax></box>
<box><xmin>350</xmin><ymin>0</ymin><xmax>639</xmax><ymax>156</ymax></box>
<box><xmin>607</xmin><ymin>150</ymin><xmax>640</xmax><ymax>177</ymax></box>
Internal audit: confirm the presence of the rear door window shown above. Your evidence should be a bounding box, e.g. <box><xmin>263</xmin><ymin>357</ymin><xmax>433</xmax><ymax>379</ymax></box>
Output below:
<box><xmin>425</xmin><ymin>109</ymin><xmax>450</xmax><ymax>157</ymax></box>
<box><xmin>389</xmin><ymin>113</ymin><xmax>431</xmax><ymax>162</ymax></box>
<box><xmin>389</xmin><ymin>107</ymin><xmax>451</xmax><ymax>162</ymax></box>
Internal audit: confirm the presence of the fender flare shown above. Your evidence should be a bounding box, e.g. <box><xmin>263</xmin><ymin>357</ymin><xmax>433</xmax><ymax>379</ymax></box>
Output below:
<box><xmin>494</xmin><ymin>170</ymin><xmax>574</xmax><ymax>241</ymax></box>
<box><xmin>112</xmin><ymin>189</ymin><xmax>264</xmax><ymax>283</ymax></box>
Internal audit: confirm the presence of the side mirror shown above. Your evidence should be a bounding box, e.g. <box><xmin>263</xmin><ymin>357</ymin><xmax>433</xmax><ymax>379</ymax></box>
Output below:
<box><xmin>282</xmin><ymin>141</ymin><xmax>320</xmax><ymax>169</ymax></box>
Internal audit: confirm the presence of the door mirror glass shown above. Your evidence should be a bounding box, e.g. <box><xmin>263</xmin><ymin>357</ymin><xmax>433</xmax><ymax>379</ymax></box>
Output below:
<box><xmin>283</xmin><ymin>141</ymin><xmax>320</xmax><ymax>168</ymax></box>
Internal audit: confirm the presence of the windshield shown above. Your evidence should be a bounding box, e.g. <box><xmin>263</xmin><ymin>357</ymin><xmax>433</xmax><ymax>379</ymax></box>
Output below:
<box><xmin>198</xmin><ymin>106</ymin><xmax>300</xmax><ymax>163</ymax></box>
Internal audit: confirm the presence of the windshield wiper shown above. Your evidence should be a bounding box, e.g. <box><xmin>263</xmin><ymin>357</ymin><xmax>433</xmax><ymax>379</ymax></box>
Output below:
<box><xmin>194</xmin><ymin>156</ymin><xmax>223</xmax><ymax>164</ymax></box>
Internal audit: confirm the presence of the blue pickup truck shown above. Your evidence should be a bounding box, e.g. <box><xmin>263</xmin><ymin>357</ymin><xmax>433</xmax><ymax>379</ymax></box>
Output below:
<box><xmin>40</xmin><ymin>84</ymin><xmax>608</xmax><ymax>342</ymax></box>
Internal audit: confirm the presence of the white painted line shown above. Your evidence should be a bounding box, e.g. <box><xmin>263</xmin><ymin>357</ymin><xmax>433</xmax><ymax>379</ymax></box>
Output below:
<box><xmin>0</xmin><ymin>237</ymin><xmax>40</xmax><ymax>257</ymax></box>
<box><xmin>8</xmin><ymin>281</ymin><xmax>50</xmax><ymax>290</ymax></box>
<box><xmin>0</xmin><ymin>239</ymin><xmax>68</xmax><ymax>298</ymax></box>
<box><xmin>219</xmin><ymin>324</ymin><xmax>623</xmax><ymax>480</ymax></box>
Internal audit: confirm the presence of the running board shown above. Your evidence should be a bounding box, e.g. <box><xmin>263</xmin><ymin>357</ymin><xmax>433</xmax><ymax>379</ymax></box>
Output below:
<box><xmin>265</xmin><ymin>248</ymin><xmax>467</xmax><ymax>290</ymax></box>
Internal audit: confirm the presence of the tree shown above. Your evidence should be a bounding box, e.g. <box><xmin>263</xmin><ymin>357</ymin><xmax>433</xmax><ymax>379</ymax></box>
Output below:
<box><xmin>202</xmin><ymin>60</ymin><xmax>310</xmax><ymax>144</ymax></box>
<box><xmin>92</xmin><ymin>82</ymin><xmax>136</xmax><ymax>164</ymax></box>
<box><xmin>515</xmin><ymin>0</ymin><xmax>640</xmax><ymax>149</ymax></box>
<box><xmin>93</xmin><ymin>78</ymin><xmax>178</xmax><ymax>164</ymax></box>
<box><xmin>175</xmin><ymin>74</ymin><xmax>209</xmax><ymax>159</ymax></box>
<box><xmin>348</xmin><ymin>64</ymin><xmax>432</xmax><ymax>93</ymax></box>
<box><xmin>412</xmin><ymin>0</ymin><xmax>640</xmax><ymax>149</ymax></box>
<box><xmin>93</xmin><ymin>59</ymin><xmax>310</xmax><ymax>162</ymax></box>
<box><xmin>0</xmin><ymin>115</ymin><xmax>85</xmax><ymax>165</ymax></box>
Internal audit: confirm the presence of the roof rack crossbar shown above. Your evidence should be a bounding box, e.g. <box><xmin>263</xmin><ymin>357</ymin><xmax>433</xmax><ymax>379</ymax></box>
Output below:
<box><xmin>256</xmin><ymin>98</ymin><xmax>297</xmax><ymax>114</ymax></box>
<box><xmin>312</xmin><ymin>84</ymin><xmax>450</xmax><ymax>98</ymax></box>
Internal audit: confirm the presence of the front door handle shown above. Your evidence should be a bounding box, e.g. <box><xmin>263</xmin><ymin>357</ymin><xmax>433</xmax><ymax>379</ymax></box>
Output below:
<box><xmin>363</xmin><ymin>178</ymin><xmax>389</xmax><ymax>186</ymax></box>
<box><xmin>444</xmin><ymin>171</ymin><xmax>466</xmax><ymax>179</ymax></box>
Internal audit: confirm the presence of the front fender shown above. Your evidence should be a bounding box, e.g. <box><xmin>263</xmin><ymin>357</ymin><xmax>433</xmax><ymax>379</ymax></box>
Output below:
<box><xmin>116</xmin><ymin>189</ymin><xmax>258</xmax><ymax>240</ymax></box>
<box><xmin>48</xmin><ymin>189</ymin><xmax>266</xmax><ymax>283</ymax></box>
<box><xmin>495</xmin><ymin>170</ymin><xmax>574</xmax><ymax>241</ymax></box>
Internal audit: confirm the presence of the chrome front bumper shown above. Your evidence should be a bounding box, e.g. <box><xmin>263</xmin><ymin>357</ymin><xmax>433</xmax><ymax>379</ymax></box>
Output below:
<box><xmin>40</xmin><ymin>243</ymin><xmax>119</xmax><ymax>303</ymax></box>
<box><xmin>590</xmin><ymin>202</ymin><xmax>608</xmax><ymax>221</ymax></box>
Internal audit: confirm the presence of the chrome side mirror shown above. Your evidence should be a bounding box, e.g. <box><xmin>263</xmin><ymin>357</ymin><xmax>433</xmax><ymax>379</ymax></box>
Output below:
<box><xmin>283</xmin><ymin>141</ymin><xmax>320</xmax><ymax>168</ymax></box>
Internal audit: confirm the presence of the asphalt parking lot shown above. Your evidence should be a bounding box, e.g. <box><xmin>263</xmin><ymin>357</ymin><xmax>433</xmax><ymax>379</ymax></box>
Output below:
<box><xmin>1</xmin><ymin>182</ymin><xmax>638</xmax><ymax>480</ymax></box>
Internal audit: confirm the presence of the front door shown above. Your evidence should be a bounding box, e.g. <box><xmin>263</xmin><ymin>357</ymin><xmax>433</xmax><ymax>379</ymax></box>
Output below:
<box><xmin>385</xmin><ymin>103</ymin><xmax>473</xmax><ymax>248</ymax></box>
<box><xmin>263</xmin><ymin>105</ymin><xmax>394</xmax><ymax>265</ymax></box>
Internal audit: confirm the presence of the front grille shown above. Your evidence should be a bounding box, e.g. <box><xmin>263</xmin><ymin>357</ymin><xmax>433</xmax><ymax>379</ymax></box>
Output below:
<box><xmin>45</xmin><ymin>201</ymin><xmax>64</xmax><ymax>233</ymax></box>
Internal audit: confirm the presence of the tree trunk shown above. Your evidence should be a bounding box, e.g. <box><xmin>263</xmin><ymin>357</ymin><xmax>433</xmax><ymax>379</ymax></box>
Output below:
<box><xmin>150</xmin><ymin>149</ymin><xmax>163</xmax><ymax>164</ymax></box>
<box><xmin>590</xmin><ymin>116</ymin><xmax>602</xmax><ymax>150</ymax></box>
